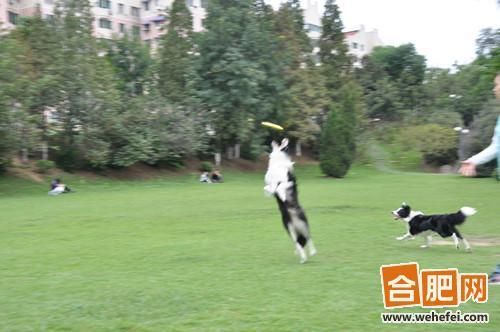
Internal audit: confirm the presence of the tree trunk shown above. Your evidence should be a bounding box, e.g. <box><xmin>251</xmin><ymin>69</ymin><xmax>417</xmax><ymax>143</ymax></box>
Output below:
<box><xmin>226</xmin><ymin>146</ymin><xmax>234</xmax><ymax>160</ymax></box>
<box><xmin>21</xmin><ymin>148</ymin><xmax>29</xmax><ymax>163</ymax></box>
<box><xmin>234</xmin><ymin>143</ymin><xmax>240</xmax><ymax>159</ymax></box>
<box><xmin>41</xmin><ymin>142</ymin><xmax>48</xmax><ymax>160</ymax></box>
<box><xmin>295</xmin><ymin>140</ymin><xmax>302</xmax><ymax>157</ymax></box>
<box><xmin>214</xmin><ymin>152</ymin><xmax>221</xmax><ymax>167</ymax></box>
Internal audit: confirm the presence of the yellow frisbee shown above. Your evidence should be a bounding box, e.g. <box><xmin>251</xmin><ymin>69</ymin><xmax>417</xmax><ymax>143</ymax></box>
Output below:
<box><xmin>261</xmin><ymin>121</ymin><xmax>284</xmax><ymax>131</ymax></box>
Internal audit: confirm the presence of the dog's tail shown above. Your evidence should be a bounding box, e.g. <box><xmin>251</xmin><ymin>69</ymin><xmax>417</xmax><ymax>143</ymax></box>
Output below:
<box><xmin>460</xmin><ymin>207</ymin><xmax>477</xmax><ymax>217</ymax></box>
<box><xmin>453</xmin><ymin>207</ymin><xmax>477</xmax><ymax>226</ymax></box>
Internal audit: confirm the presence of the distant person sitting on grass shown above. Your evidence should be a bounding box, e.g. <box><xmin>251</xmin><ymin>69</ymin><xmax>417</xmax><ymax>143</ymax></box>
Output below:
<box><xmin>199</xmin><ymin>171</ymin><xmax>211</xmax><ymax>183</ymax></box>
<box><xmin>48</xmin><ymin>178</ymin><xmax>74</xmax><ymax>195</ymax></box>
<box><xmin>211</xmin><ymin>169</ymin><xmax>223</xmax><ymax>183</ymax></box>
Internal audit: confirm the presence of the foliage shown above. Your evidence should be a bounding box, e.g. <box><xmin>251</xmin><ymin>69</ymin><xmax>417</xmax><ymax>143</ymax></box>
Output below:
<box><xmin>319</xmin><ymin>83</ymin><xmax>360</xmax><ymax>177</ymax></box>
<box><xmin>192</xmin><ymin>0</ymin><xmax>282</xmax><ymax>154</ymax></box>
<box><xmin>199</xmin><ymin>161</ymin><xmax>213</xmax><ymax>172</ymax></box>
<box><xmin>318</xmin><ymin>0</ymin><xmax>352</xmax><ymax>94</ymax></box>
<box><xmin>272</xmin><ymin>1</ymin><xmax>325</xmax><ymax>149</ymax></box>
<box><xmin>35</xmin><ymin>159</ymin><xmax>55</xmax><ymax>173</ymax></box>
<box><xmin>104</xmin><ymin>36</ymin><xmax>152</xmax><ymax>97</ymax></box>
<box><xmin>394</xmin><ymin>124</ymin><xmax>459</xmax><ymax>166</ymax></box>
<box><xmin>365</xmin><ymin>44</ymin><xmax>426</xmax><ymax>112</ymax></box>
<box><xmin>51</xmin><ymin>0</ymin><xmax>123</xmax><ymax>170</ymax></box>
<box><xmin>157</xmin><ymin>0</ymin><xmax>194</xmax><ymax>103</ymax></box>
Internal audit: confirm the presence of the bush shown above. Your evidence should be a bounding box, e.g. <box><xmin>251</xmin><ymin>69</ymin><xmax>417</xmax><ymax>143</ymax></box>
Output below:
<box><xmin>35</xmin><ymin>160</ymin><xmax>55</xmax><ymax>174</ymax></box>
<box><xmin>319</xmin><ymin>103</ymin><xmax>356</xmax><ymax>178</ymax></box>
<box><xmin>199</xmin><ymin>161</ymin><xmax>213</xmax><ymax>172</ymax></box>
<box><xmin>401</xmin><ymin>124</ymin><xmax>459</xmax><ymax>166</ymax></box>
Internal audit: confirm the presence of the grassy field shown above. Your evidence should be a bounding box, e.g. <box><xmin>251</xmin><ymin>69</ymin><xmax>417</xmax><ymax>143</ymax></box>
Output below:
<box><xmin>0</xmin><ymin>165</ymin><xmax>499</xmax><ymax>331</ymax></box>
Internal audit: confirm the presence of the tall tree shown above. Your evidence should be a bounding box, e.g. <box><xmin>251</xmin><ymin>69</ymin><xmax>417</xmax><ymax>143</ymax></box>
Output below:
<box><xmin>52</xmin><ymin>0</ymin><xmax>121</xmax><ymax>170</ymax></box>
<box><xmin>104</xmin><ymin>36</ymin><xmax>152</xmax><ymax>97</ymax></box>
<box><xmin>318</xmin><ymin>0</ymin><xmax>361</xmax><ymax>177</ymax></box>
<box><xmin>369</xmin><ymin>44</ymin><xmax>426</xmax><ymax>111</ymax></box>
<box><xmin>0</xmin><ymin>35</ymin><xmax>25</xmax><ymax>172</ymax></box>
<box><xmin>273</xmin><ymin>1</ymin><xmax>326</xmax><ymax>154</ymax></box>
<box><xmin>318</xmin><ymin>0</ymin><xmax>352</xmax><ymax>94</ymax></box>
<box><xmin>193</xmin><ymin>0</ymin><xmax>278</xmax><ymax>158</ymax></box>
<box><xmin>319</xmin><ymin>82</ymin><xmax>361</xmax><ymax>177</ymax></box>
<box><xmin>157</xmin><ymin>0</ymin><xmax>194</xmax><ymax>103</ymax></box>
<box><xmin>13</xmin><ymin>14</ymin><xmax>61</xmax><ymax>160</ymax></box>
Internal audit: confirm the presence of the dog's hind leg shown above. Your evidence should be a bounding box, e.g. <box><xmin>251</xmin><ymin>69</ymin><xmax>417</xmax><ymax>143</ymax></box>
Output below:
<box><xmin>288</xmin><ymin>226</ymin><xmax>307</xmax><ymax>263</ymax></box>
<box><xmin>421</xmin><ymin>235</ymin><xmax>433</xmax><ymax>248</ymax></box>
<box><xmin>453</xmin><ymin>230</ymin><xmax>471</xmax><ymax>252</ymax></box>
<box><xmin>307</xmin><ymin>239</ymin><xmax>317</xmax><ymax>257</ymax></box>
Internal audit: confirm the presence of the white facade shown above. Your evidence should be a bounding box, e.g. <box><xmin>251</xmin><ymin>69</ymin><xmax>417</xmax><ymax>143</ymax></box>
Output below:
<box><xmin>1</xmin><ymin>0</ymin><xmax>206</xmax><ymax>47</ymax></box>
<box><xmin>344</xmin><ymin>25</ymin><xmax>383</xmax><ymax>67</ymax></box>
<box><xmin>303</xmin><ymin>1</ymin><xmax>383</xmax><ymax>66</ymax></box>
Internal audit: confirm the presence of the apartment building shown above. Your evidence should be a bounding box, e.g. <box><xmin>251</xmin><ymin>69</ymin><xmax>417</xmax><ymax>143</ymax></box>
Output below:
<box><xmin>344</xmin><ymin>25</ymin><xmax>383</xmax><ymax>67</ymax></box>
<box><xmin>0</xmin><ymin>0</ymin><xmax>206</xmax><ymax>48</ymax></box>
<box><xmin>303</xmin><ymin>0</ymin><xmax>382</xmax><ymax>67</ymax></box>
<box><xmin>2</xmin><ymin>1</ymin><xmax>380</xmax><ymax>63</ymax></box>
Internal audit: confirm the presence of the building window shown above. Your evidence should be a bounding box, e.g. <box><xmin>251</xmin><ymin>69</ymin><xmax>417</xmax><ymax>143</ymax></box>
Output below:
<box><xmin>98</xmin><ymin>0</ymin><xmax>111</xmax><ymax>9</ymax></box>
<box><xmin>131</xmin><ymin>6</ymin><xmax>140</xmax><ymax>17</ymax></box>
<box><xmin>8</xmin><ymin>11</ymin><xmax>18</xmax><ymax>25</ymax></box>
<box><xmin>360</xmin><ymin>44</ymin><xmax>365</xmax><ymax>51</ymax></box>
<box><xmin>99</xmin><ymin>18</ymin><xmax>112</xmax><ymax>29</ymax></box>
<box><xmin>144</xmin><ymin>24</ymin><xmax>150</xmax><ymax>32</ymax></box>
<box><xmin>119</xmin><ymin>23</ymin><xmax>126</xmax><ymax>33</ymax></box>
<box><xmin>132</xmin><ymin>26</ymin><xmax>140</xmax><ymax>37</ymax></box>
<box><xmin>143</xmin><ymin>1</ymin><xmax>150</xmax><ymax>11</ymax></box>
<box><xmin>352</xmin><ymin>42</ymin><xmax>358</xmax><ymax>49</ymax></box>
<box><xmin>118</xmin><ymin>3</ymin><xmax>124</xmax><ymax>14</ymax></box>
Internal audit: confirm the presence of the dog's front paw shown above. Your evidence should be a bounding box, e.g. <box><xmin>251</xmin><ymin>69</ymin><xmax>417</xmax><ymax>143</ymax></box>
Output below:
<box><xmin>420</xmin><ymin>245</ymin><xmax>429</xmax><ymax>249</ymax></box>
<box><xmin>396</xmin><ymin>236</ymin><xmax>405</xmax><ymax>240</ymax></box>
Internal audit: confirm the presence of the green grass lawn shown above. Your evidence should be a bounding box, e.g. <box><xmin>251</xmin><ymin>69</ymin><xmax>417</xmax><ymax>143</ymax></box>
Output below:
<box><xmin>1</xmin><ymin>165</ymin><xmax>499</xmax><ymax>331</ymax></box>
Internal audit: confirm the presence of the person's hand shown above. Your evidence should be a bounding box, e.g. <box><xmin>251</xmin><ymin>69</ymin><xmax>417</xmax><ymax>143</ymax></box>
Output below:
<box><xmin>459</xmin><ymin>161</ymin><xmax>477</xmax><ymax>177</ymax></box>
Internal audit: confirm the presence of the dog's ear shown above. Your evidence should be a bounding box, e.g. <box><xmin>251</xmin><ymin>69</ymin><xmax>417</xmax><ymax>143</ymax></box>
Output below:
<box><xmin>279</xmin><ymin>138</ymin><xmax>289</xmax><ymax>151</ymax></box>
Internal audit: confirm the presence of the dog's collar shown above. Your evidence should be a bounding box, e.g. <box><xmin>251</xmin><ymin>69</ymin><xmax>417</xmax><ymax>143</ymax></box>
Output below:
<box><xmin>404</xmin><ymin>211</ymin><xmax>423</xmax><ymax>222</ymax></box>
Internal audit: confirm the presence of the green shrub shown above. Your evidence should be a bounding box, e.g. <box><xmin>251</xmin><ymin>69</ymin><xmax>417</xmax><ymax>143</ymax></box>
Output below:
<box><xmin>319</xmin><ymin>103</ymin><xmax>356</xmax><ymax>178</ymax></box>
<box><xmin>35</xmin><ymin>160</ymin><xmax>55</xmax><ymax>174</ymax></box>
<box><xmin>401</xmin><ymin>124</ymin><xmax>459</xmax><ymax>166</ymax></box>
<box><xmin>199</xmin><ymin>161</ymin><xmax>213</xmax><ymax>172</ymax></box>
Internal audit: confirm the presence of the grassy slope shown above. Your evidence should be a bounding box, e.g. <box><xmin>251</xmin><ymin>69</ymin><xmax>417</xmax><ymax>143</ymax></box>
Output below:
<box><xmin>0</xmin><ymin>166</ymin><xmax>498</xmax><ymax>331</ymax></box>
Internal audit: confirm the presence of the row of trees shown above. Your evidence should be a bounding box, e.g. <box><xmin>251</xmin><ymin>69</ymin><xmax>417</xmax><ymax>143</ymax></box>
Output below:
<box><xmin>0</xmin><ymin>0</ymin><xmax>498</xmax><ymax>177</ymax></box>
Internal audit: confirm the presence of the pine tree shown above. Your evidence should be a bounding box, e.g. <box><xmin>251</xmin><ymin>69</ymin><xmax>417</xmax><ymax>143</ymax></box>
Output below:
<box><xmin>319</xmin><ymin>82</ymin><xmax>361</xmax><ymax>177</ymax></box>
<box><xmin>319</xmin><ymin>0</ymin><xmax>352</xmax><ymax>93</ymax></box>
<box><xmin>157</xmin><ymin>0</ymin><xmax>194</xmax><ymax>103</ymax></box>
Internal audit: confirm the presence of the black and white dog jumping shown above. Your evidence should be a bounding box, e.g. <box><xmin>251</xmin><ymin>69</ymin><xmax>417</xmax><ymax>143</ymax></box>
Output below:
<box><xmin>264</xmin><ymin>138</ymin><xmax>316</xmax><ymax>263</ymax></box>
<box><xmin>392</xmin><ymin>202</ymin><xmax>476</xmax><ymax>251</ymax></box>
